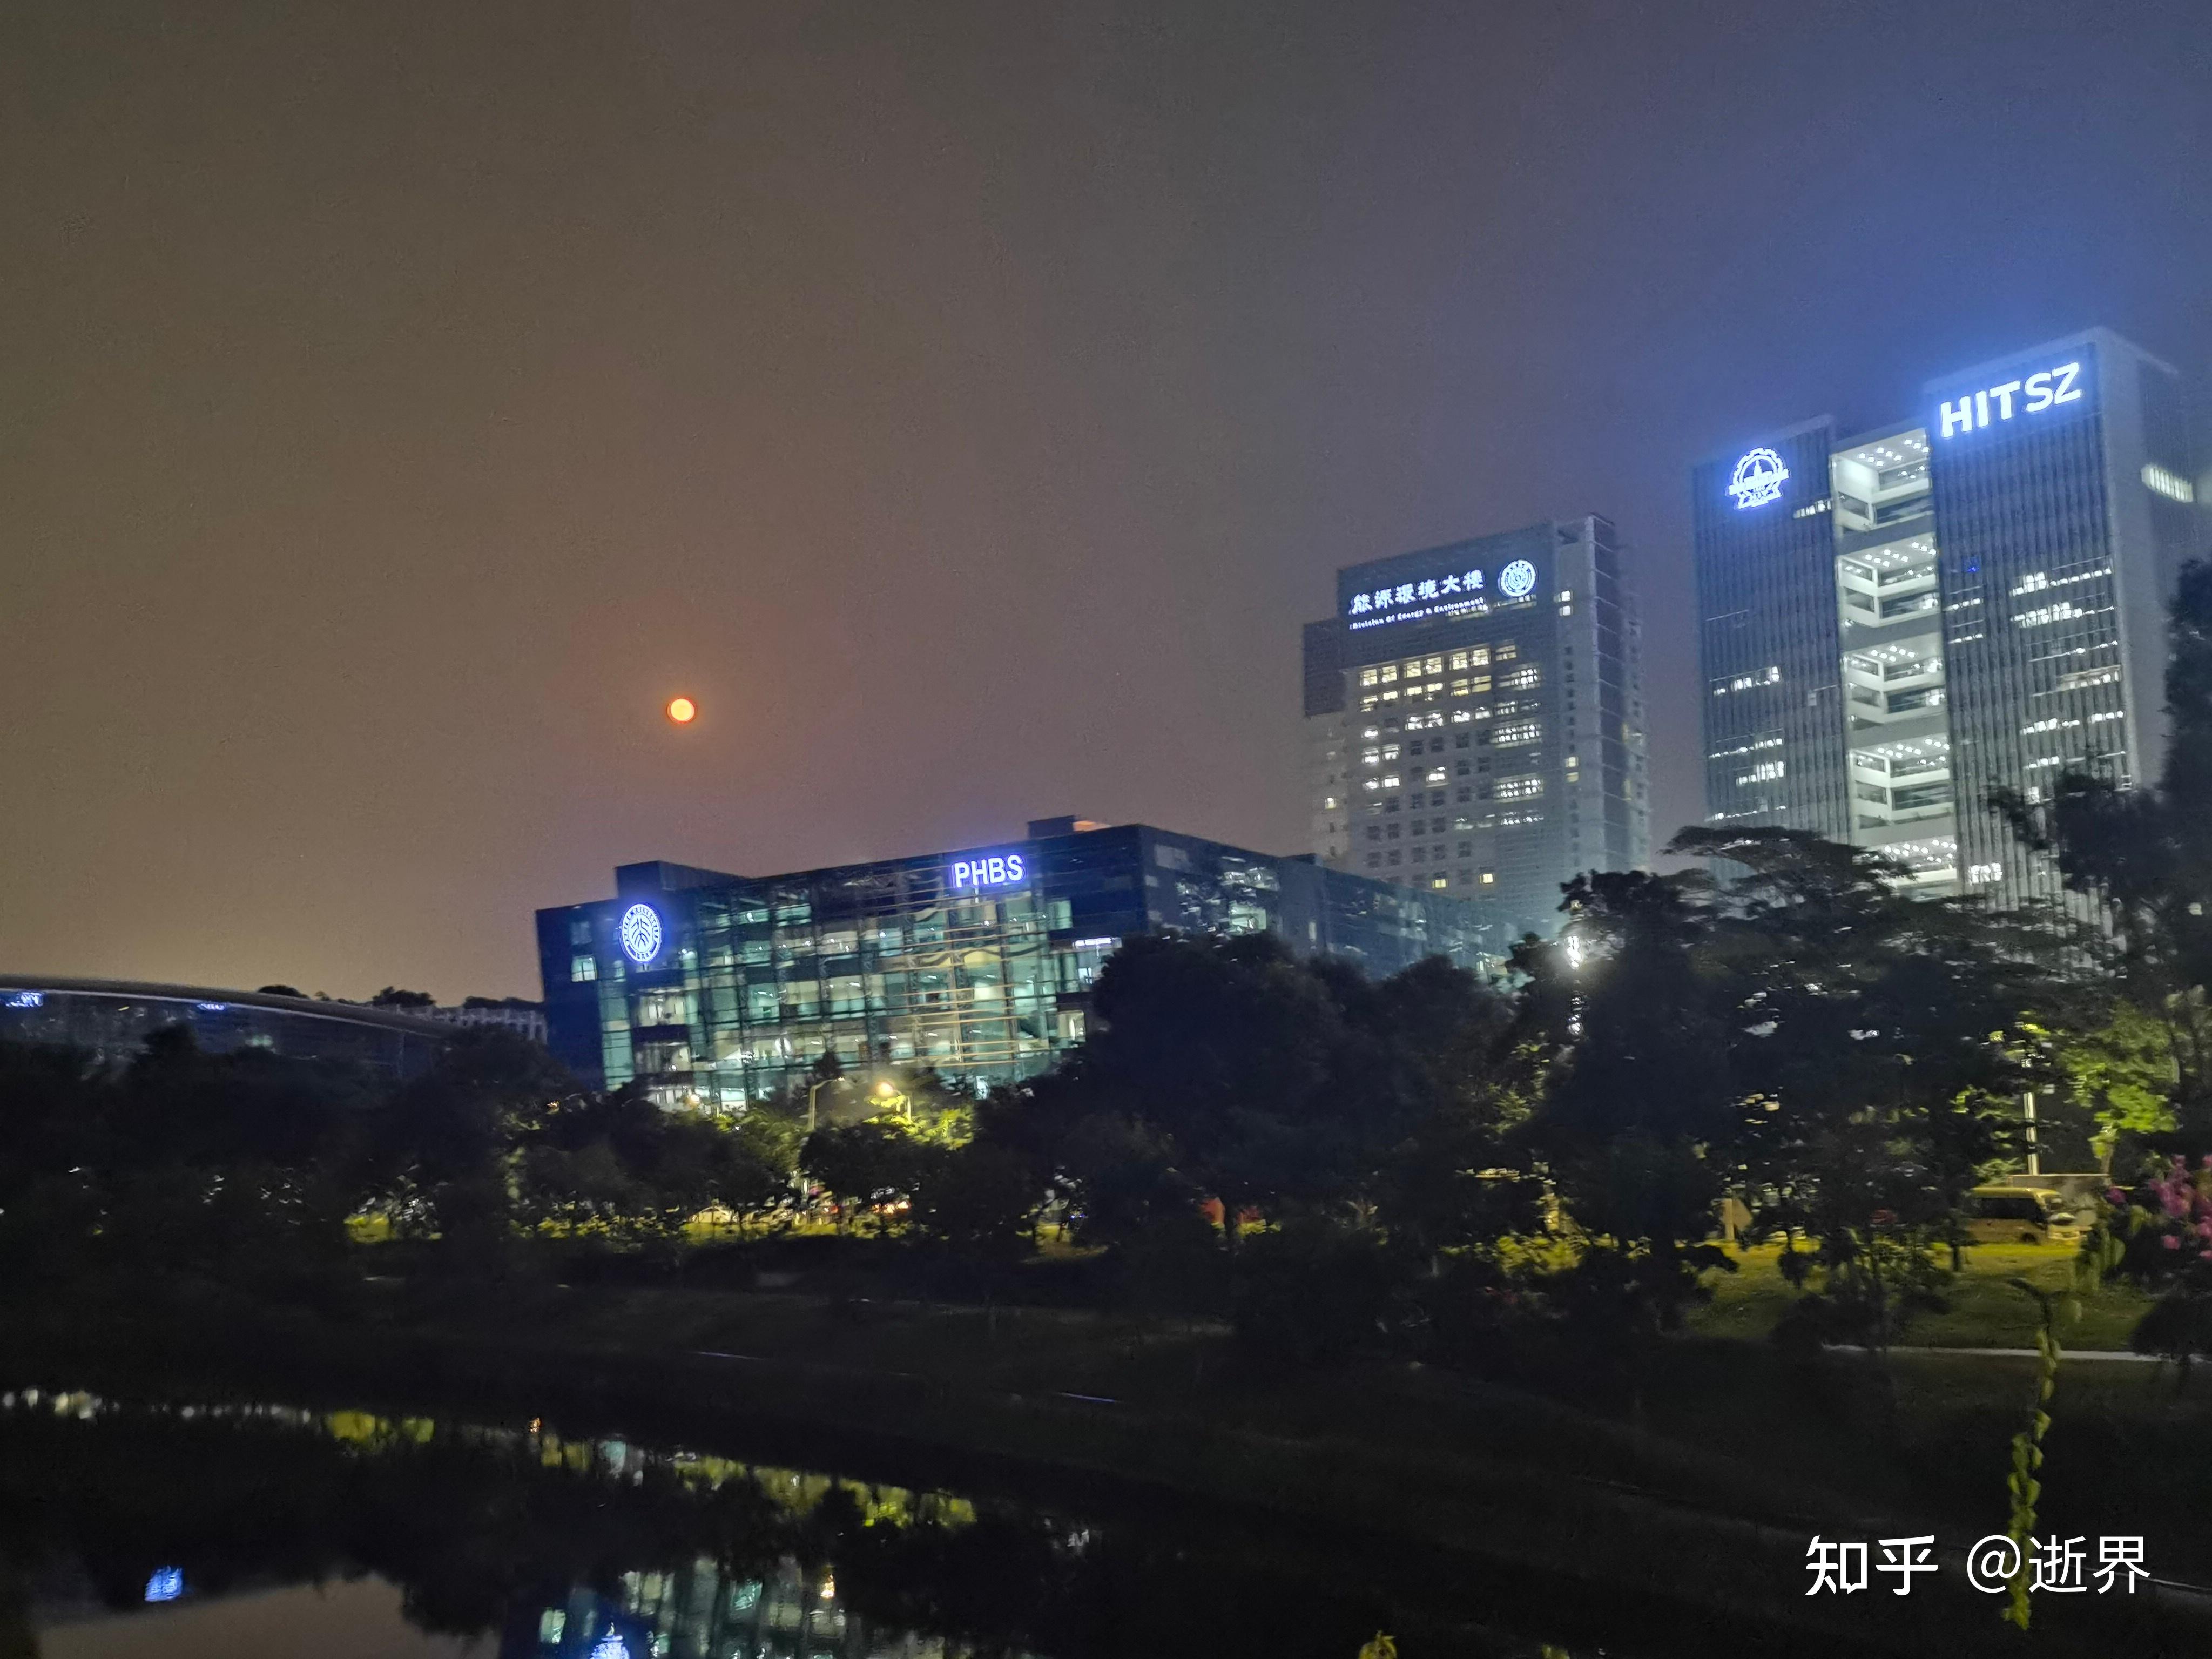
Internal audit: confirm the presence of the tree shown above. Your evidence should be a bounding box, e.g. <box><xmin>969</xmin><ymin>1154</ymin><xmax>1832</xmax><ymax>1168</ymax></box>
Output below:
<box><xmin>1666</xmin><ymin>827</ymin><xmax>2057</xmax><ymax>1350</ymax></box>
<box><xmin>800</xmin><ymin>1121</ymin><xmax>926</xmax><ymax>1233</ymax></box>
<box><xmin>368</xmin><ymin>1030</ymin><xmax>574</xmax><ymax>1265</ymax></box>
<box><xmin>907</xmin><ymin>1143</ymin><xmax>1043</xmax><ymax>1257</ymax></box>
<box><xmin>0</xmin><ymin>1029</ymin><xmax>382</xmax><ymax>1294</ymax></box>
<box><xmin>517</xmin><ymin>1084</ymin><xmax>719</xmax><ymax>1245</ymax></box>
<box><xmin>369</xmin><ymin>987</ymin><xmax>439</xmax><ymax>1010</ymax></box>
<box><xmin>1513</xmin><ymin>866</ymin><xmax>1738</xmax><ymax>1341</ymax></box>
<box><xmin>2027</xmin><ymin>1002</ymin><xmax>2175</xmax><ymax>1174</ymax></box>
<box><xmin>712</xmin><ymin>1105</ymin><xmax>805</xmax><ymax>1232</ymax></box>
<box><xmin>1051</xmin><ymin>932</ymin><xmax>1345</xmax><ymax>1248</ymax></box>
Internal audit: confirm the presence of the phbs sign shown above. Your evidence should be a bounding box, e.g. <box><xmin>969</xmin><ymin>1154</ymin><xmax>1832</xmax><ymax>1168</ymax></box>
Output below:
<box><xmin>949</xmin><ymin>853</ymin><xmax>1026</xmax><ymax>889</ymax></box>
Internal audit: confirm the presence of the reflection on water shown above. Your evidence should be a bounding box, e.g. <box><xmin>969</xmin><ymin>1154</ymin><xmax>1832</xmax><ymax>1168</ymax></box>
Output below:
<box><xmin>5</xmin><ymin>1388</ymin><xmax>1041</xmax><ymax>1659</ymax></box>
<box><xmin>524</xmin><ymin>1559</ymin><xmax>995</xmax><ymax>1659</ymax></box>
<box><xmin>0</xmin><ymin>1386</ymin><xmax>1594</xmax><ymax>1659</ymax></box>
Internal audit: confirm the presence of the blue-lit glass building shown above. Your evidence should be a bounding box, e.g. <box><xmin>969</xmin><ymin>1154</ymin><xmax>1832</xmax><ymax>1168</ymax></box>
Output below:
<box><xmin>536</xmin><ymin>818</ymin><xmax>1488</xmax><ymax>1107</ymax></box>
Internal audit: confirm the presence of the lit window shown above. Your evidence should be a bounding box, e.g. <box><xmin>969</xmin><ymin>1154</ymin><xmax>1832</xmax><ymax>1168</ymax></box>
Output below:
<box><xmin>1430</xmin><ymin>875</ymin><xmax>1449</xmax><ymax>889</ymax></box>
<box><xmin>2144</xmin><ymin>463</ymin><xmax>2195</xmax><ymax>503</ymax></box>
<box><xmin>1379</xmin><ymin>665</ymin><xmax>1398</xmax><ymax>684</ymax></box>
<box><xmin>1424</xmin><ymin>656</ymin><xmax>1444</xmax><ymax>675</ymax></box>
<box><xmin>570</xmin><ymin>954</ymin><xmax>597</xmax><ymax>983</ymax></box>
<box><xmin>1495</xmin><ymin>642</ymin><xmax>1518</xmax><ymax>662</ymax></box>
<box><xmin>1480</xmin><ymin>871</ymin><xmax>1496</xmax><ymax>885</ymax></box>
<box><xmin>1359</xmin><ymin>668</ymin><xmax>1380</xmax><ymax>687</ymax></box>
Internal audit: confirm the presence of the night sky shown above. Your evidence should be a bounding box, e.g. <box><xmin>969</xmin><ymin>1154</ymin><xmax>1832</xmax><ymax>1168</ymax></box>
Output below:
<box><xmin>5</xmin><ymin>1</ymin><xmax>2208</xmax><ymax>1001</ymax></box>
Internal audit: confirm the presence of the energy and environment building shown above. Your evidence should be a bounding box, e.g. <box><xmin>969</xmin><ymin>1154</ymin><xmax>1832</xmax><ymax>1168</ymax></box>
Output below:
<box><xmin>536</xmin><ymin>817</ymin><xmax>1488</xmax><ymax>1109</ymax></box>
<box><xmin>1695</xmin><ymin>327</ymin><xmax>2208</xmax><ymax>902</ymax></box>
<box><xmin>1300</xmin><ymin>517</ymin><xmax>1652</xmax><ymax>954</ymax></box>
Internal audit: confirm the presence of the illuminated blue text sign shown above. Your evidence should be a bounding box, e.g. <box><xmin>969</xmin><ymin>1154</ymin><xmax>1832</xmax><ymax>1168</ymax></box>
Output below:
<box><xmin>1340</xmin><ymin>558</ymin><xmax>1542</xmax><ymax>629</ymax></box>
<box><xmin>1937</xmin><ymin>361</ymin><xmax>2083</xmax><ymax>439</ymax></box>
<box><xmin>949</xmin><ymin>853</ymin><xmax>1026</xmax><ymax>889</ymax></box>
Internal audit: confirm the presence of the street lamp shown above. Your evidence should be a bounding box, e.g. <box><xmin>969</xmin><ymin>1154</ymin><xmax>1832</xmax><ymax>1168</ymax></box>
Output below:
<box><xmin>806</xmin><ymin>1075</ymin><xmax>845</xmax><ymax>1134</ymax></box>
<box><xmin>873</xmin><ymin>1079</ymin><xmax>909</xmax><ymax>1122</ymax></box>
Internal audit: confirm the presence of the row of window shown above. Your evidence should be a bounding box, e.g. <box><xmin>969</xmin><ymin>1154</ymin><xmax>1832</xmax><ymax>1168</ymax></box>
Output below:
<box><xmin>1357</xmin><ymin>643</ymin><xmax>1520</xmax><ymax>687</ymax></box>
<box><xmin>1361</xmin><ymin>846</ymin><xmax>1501</xmax><ymax>882</ymax></box>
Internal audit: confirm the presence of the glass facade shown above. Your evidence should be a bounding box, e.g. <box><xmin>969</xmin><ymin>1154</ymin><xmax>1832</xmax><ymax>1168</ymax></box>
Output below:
<box><xmin>1695</xmin><ymin>329</ymin><xmax>2209</xmax><ymax>901</ymax></box>
<box><xmin>1303</xmin><ymin>517</ymin><xmax>1651</xmax><ymax>954</ymax></box>
<box><xmin>0</xmin><ymin>978</ymin><xmax>448</xmax><ymax>1077</ymax></box>
<box><xmin>1692</xmin><ymin>422</ymin><xmax>1854</xmax><ymax>845</ymax></box>
<box><xmin>537</xmin><ymin>822</ymin><xmax>1488</xmax><ymax>1107</ymax></box>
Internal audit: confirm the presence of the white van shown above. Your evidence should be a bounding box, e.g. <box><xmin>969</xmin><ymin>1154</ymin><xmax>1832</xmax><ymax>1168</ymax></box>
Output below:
<box><xmin>1965</xmin><ymin>1186</ymin><xmax>2079</xmax><ymax>1246</ymax></box>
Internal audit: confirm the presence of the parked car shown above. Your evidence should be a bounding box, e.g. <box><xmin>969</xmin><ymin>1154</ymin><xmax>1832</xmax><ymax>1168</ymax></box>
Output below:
<box><xmin>1965</xmin><ymin>1185</ymin><xmax>2080</xmax><ymax>1246</ymax></box>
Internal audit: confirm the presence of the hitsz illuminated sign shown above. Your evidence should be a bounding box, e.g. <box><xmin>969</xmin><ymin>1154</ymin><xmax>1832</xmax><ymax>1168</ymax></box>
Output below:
<box><xmin>949</xmin><ymin>853</ymin><xmax>1026</xmax><ymax>889</ymax></box>
<box><xmin>1727</xmin><ymin>447</ymin><xmax>1791</xmax><ymax>509</ymax></box>
<box><xmin>1937</xmin><ymin>362</ymin><xmax>2082</xmax><ymax>438</ymax></box>
<box><xmin>618</xmin><ymin>902</ymin><xmax>663</xmax><ymax>963</ymax></box>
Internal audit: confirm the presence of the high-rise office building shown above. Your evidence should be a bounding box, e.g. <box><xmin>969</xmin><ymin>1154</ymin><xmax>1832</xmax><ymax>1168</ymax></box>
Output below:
<box><xmin>1302</xmin><ymin>517</ymin><xmax>1651</xmax><ymax>956</ymax></box>
<box><xmin>1695</xmin><ymin>328</ymin><xmax>2208</xmax><ymax>901</ymax></box>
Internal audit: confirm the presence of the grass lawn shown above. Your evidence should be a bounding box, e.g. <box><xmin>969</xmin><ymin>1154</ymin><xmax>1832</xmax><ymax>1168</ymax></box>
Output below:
<box><xmin>1690</xmin><ymin>1240</ymin><xmax>2154</xmax><ymax>1350</ymax></box>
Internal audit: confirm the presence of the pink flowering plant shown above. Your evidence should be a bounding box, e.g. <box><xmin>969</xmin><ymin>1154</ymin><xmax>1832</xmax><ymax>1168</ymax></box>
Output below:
<box><xmin>2100</xmin><ymin>1155</ymin><xmax>2212</xmax><ymax>1287</ymax></box>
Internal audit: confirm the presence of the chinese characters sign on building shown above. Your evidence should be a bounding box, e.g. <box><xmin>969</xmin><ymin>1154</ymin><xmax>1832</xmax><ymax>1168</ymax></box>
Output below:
<box><xmin>1342</xmin><ymin>558</ymin><xmax>1540</xmax><ymax>630</ymax></box>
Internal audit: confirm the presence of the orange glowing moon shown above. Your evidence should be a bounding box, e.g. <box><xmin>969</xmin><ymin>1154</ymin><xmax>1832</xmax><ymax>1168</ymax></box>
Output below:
<box><xmin>665</xmin><ymin>696</ymin><xmax>697</xmax><ymax>725</ymax></box>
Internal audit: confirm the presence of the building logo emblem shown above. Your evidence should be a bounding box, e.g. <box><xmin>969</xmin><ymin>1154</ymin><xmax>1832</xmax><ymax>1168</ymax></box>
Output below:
<box><xmin>618</xmin><ymin>903</ymin><xmax>663</xmax><ymax>964</ymax></box>
<box><xmin>1498</xmin><ymin>559</ymin><xmax>1538</xmax><ymax>599</ymax></box>
<box><xmin>1727</xmin><ymin>447</ymin><xmax>1791</xmax><ymax>509</ymax></box>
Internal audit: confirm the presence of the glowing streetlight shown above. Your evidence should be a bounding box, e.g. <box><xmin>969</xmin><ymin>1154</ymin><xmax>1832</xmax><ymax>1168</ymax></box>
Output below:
<box><xmin>665</xmin><ymin>696</ymin><xmax>697</xmax><ymax>725</ymax></box>
<box><xmin>874</xmin><ymin>1078</ymin><xmax>911</xmax><ymax>1122</ymax></box>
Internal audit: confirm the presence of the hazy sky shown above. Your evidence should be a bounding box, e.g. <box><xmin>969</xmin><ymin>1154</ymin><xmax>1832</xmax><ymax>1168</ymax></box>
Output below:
<box><xmin>5</xmin><ymin>1</ymin><xmax>2208</xmax><ymax>1000</ymax></box>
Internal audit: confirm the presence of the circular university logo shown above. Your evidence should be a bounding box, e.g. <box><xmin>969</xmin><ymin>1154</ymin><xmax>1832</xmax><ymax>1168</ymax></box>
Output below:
<box><xmin>618</xmin><ymin>902</ymin><xmax>663</xmax><ymax>964</ymax></box>
<box><xmin>1727</xmin><ymin>447</ymin><xmax>1791</xmax><ymax>509</ymax></box>
<box><xmin>1498</xmin><ymin>559</ymin><xmax>1537</xmax><ymax>599</ymax></box>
